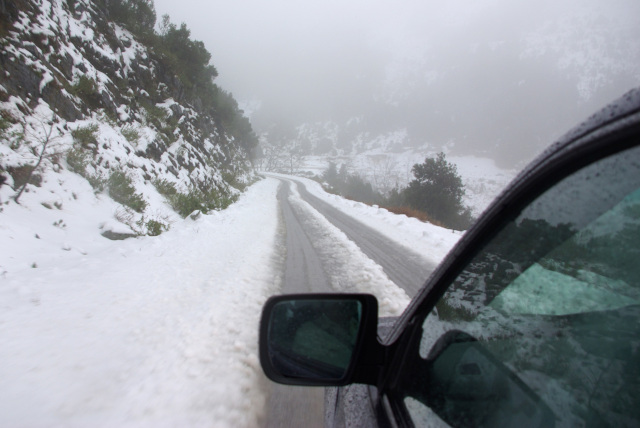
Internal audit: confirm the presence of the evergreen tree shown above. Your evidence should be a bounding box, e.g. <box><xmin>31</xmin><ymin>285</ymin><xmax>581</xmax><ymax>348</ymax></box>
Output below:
<box><xmin>403</xmin><ymin>153</ymin><xmax>472</xmax><ymax>229</ymax></box>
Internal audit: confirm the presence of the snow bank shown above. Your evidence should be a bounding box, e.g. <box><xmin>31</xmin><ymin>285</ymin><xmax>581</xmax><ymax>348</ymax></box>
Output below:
<box><xmin>0</xmin><ymin>178</ymin><xmax>282</xmax><ymax>427</ymax></box>
<box><xmin>287</xmin><ymin>183</ymin><xmax>410</xmax><ymax>316</ymax></box>
<box><xmin>266</xmin><ymin>173</ymin><xmax>463</xmax><ymax>268</ymax></box>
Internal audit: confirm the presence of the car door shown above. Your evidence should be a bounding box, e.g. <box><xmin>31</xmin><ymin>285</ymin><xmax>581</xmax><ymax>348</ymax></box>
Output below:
<box><xmin>378</xmin><ymin>90</ymin><xmax>640</xmax><ymax>427</ymax></box>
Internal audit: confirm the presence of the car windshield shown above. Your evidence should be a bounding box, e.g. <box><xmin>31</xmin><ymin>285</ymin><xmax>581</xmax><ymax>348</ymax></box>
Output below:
<box><xmin>412</xmin><ymin>143</ymin><xmax>640</xmax><ymax>427</ymax></box>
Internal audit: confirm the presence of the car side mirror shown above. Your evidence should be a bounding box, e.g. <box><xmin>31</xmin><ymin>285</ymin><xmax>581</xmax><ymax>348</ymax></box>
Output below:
<box><xmin>259</xmin><ymin>293</ymin><xmax>381</xmax><ymax>386</ymax></box>
<box><xmin>411</xmin><ymin>331</ymin><xmax>555</xmax><ymax>427</ymax></box>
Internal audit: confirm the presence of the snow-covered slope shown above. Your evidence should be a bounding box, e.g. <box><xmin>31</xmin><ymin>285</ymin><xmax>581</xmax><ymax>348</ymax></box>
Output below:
<box><xmin>1</xmin><ymin>0</ymin><xmax>255</xmax><ymax>238</ymax></box>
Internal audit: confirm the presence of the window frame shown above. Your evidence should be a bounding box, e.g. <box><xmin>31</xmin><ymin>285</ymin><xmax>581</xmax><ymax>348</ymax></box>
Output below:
<box><xmin>379</xmin><ymin>116</ymin><xmax>640</xmax><ymax>426</ymax></box>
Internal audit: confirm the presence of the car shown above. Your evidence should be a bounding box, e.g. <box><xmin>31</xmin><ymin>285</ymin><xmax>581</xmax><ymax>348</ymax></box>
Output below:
<box><xmin>259</xmin><ymin>87</ymin><xmax>640</xmax><ymax>428</ymax></box>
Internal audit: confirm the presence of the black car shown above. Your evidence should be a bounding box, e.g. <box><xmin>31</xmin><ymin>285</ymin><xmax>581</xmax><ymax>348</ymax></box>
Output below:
<box><xmin>259</xmin><ymin>88</ymin><xmax>640</xmax><ymax>427</ymax></box>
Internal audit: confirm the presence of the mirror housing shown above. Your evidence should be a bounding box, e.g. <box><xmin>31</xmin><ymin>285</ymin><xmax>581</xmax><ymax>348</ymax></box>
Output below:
<box><xmin>259</xmin><ymin>293</ymin><xmax>382</xmax><ymax>386</ymax></box>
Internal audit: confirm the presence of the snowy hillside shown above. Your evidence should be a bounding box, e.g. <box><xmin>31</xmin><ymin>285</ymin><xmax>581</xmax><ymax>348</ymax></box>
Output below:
<box><xmin>1</xmin><ymin>0</ymin><xmax>256</xmax><ymax>238</ymax></box>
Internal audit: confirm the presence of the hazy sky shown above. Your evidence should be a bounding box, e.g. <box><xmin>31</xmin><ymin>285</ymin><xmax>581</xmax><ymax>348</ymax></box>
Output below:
<box><xmin>152</xmin><ymin>0</ymin><xmax>640</xmax><ymax>165</ymax></box>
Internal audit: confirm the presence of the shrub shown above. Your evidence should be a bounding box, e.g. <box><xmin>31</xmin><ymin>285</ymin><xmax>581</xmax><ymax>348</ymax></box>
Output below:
<box><xmin>108</xmin><ymin>0</ymin><xmax>156</xmax><ymax>36</ymax></box>
<box><xmin>87</xmin><ymin>174</ymin><xmax>107</xmax><ymax>192</ymax></box>
<box><xmin>143</xmin><ymin>218</ymin><xmax>169</xmax><ymax>236</ymax></box>
<box><xmin>143</xmin><ymin>103</ymin><xmax>167</xmax><ymax>127</ymax></box>
<box><xmin>108</xmin><ymin>170</ymin><xmax>147</xmax><ymax>213</ymax></box>
<box><xmin>121</xmin><ymin>125</ymin><xmax>140</xmax><ymax>146</ymax></box>
<box><xmin>0</xmin><ymin>114</ymin><xmax>10</xmax><ymax>139</ymax></box>
<box><xmin>222</xmin><ymin>171</ymin><xmax>247</xmax><ymax>191</ymax></box>
<box><xmin>66</xmin><ymin>147</ymin><xmax>90</xmax><ymax>175</ymax></box>
<box><xmin>168</xmin><ymin>189</ymin><xmax>204</xmax><ymax>217</ymax></box>
<box><xmin>403</xmin><ymin>153</ymin><xmax>472</xmax><ymax>230</ymax></box>
<box><xmin>163</xmin><ymin>185</ymin><xmax>238</xmax><ymax>218</ymax></box>
<box><xmin>70</xmin><ymin>76</ymin><xmax>101</xmax><ymax>109</ymax></box>
<box><xmin>153</xmin><ymin>178</ymin><xmax>178</xmax><ymax>196</ymax></box>
<box><xmin>71</xmin><ymin>123</ymin><xmax>99</xmax><ymax>150</ymax></box>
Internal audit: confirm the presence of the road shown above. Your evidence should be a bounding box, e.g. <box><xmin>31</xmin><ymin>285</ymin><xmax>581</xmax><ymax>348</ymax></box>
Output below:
<box><xmin>262</xmin><ymin>176</ymin><xmax>437</xmax><ymax>427</ymax></box>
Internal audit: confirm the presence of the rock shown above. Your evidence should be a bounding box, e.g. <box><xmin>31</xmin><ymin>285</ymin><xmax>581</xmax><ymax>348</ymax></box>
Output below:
<box><xmin>101</xmin><ymin>230</ymin><xmax>137</xmax><ymax>240</ymax></box>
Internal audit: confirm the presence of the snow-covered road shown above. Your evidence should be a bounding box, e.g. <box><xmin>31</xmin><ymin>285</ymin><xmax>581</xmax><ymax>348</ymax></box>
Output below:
<box><xmin>0</xmin><ymin>175</ymin><xmax>462</xmax><ymax>427</ymax></box>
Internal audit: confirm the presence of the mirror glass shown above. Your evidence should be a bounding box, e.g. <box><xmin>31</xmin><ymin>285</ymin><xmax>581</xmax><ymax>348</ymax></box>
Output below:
<box><xmin>266</xmin><ymin>299</ymin><xmax>362</xmax><ymax>381</ymax></box>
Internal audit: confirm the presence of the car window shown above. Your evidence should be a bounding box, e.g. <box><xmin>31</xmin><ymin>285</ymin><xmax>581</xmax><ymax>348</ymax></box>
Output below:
<box><xmin>400</xmin><ymin>143</ymin><xmax>640</xmax><ymax>427</ymax></box>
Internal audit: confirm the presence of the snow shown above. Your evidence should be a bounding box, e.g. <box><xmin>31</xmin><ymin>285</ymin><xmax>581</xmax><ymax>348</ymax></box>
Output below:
<box><xmin>1</xmin><ymin>178</ymin><xmax>283</xmax><ymax>427</ymax></box>
<box><xmin>274</xmin><ymin>173</ymin><xmax>463</xmax><ymax>267</ymax></box>
<box><xmin>287</xmin><ymin>180</ymin><xmax>411</xmax><ymax>316</ymax></box>
<box><xmin>0</xmin><ymin>167</ymin><xmax>464</xmax><ymax>425</ymax></box>
<box><xmin>300</xmin><ymin>150</ymin><xmax>517</xmax><ymax>217</ymax></box>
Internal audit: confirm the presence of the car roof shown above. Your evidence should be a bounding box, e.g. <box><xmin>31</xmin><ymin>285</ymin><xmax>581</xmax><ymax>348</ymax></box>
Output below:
<box><xmin>386</xmin><ymin>86</ymin><xmax>640</xmax><ymax>343</ymax></box>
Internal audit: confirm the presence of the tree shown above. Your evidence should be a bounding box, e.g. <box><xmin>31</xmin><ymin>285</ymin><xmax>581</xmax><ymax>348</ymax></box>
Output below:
<box><xmin>403</xmin><ymin>153</ymin><xmax>472</xmax><ymax>229</ymax></box>
<box><xmin>323</xmin><ymin>162</ymin><xmax>338</xmax><ymax>188</ymax></box>
<box><xmin>107</xmin><ymin>0</ymin><xmax>156</xmax><ymax>36</ymax></box>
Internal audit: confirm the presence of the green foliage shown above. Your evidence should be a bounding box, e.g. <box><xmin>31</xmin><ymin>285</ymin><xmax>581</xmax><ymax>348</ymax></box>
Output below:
<box><xmin>0</xmin><ymin>114</ymin><xmax>10</xmax><ymax>139</ymax></box>
<box><xmin>136</xmin><ymin>216</ymin><xmax>169</xmax><ymax>236</ymax></box>
<box><xmin>87</xmin><ymin>174</ymin><xmax>107</xmax><ymax>192</ymax></box>
<box><xmin>144</xmin><ymin>219</ymin><xmax>168</xmax><ymax>236</ymax></box>
<box><xmin>66</xmin><ymin>146</ymin><xmax>90</xmax><ymax>174</ymax></box>
<box><xmin>121</xmin><ymin>125</ymin><xmax>140</xmax><ymax>145</ymax></box>
<box><xmin>107</xmin><ymin>0</ymin><xmax>156</xmax><ymax>36</ymax></box>
<box><xmin>222</xmin><ymin>171</ymin><xmax>247</xmax><ymax>192</ymax></box>
<box><xmin>142</xmin><ymin>102</ymin><xmax>168</xmax><ymax>126</ymax></box>
<box><xmin>67</xmin><ymin>143</ymin><xmax>107</xmax><ymax>192</ymax></box>
<box><xmin>153</xmin><ymin>178</ymin><xmax>178</xmax><ymax>196</ymax></box>
<box><xmin>403</xmin><ymin>153</ymin><xmax>472</xmax><ymax>230</ymax></box>
<box><xmin>158</xmin><ymin>21</ymin><xmax>218</xmax><ymax>94</ymax></box>
<box><xmin>70</xmin><ymin>76</ymin><xmax>101</xmax><ymax>109</ymax></box>
<box><xmin>322</xmin><ymin>162</ymin><xmax>382</xmax><ymax>205</ymax></box>
<box><xmin>71</xmin><ymin>123</ymin><xmax>99</xmax><ymax>150</ymax></box>
<box><xmin>211</xmin><ymin>88</ymin><xmax>258</xmax><ymax>153</ymax></box>
<box><xmin>107</xmin><ymin>170</ymin><xmax>147</xmax><ymax>213</ymax></box>
<box><xmin>168</xmin><ymin>190</ymin><xmax>205</xmax><ymax>217</ymax></box>
<box><xmin>161</xmin><ymin>185</ymin><xmax>238</xmax><ymax>218</ymax></box>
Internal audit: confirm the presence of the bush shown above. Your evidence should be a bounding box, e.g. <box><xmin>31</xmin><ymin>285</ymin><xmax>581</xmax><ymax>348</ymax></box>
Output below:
<box><xmin>0</xmin><ymin>114</ymin><xmax>10</xmax><ymax>139</ymax></box>
<box><xmin>108</xmin><ymin>170</ymin><xmax>147</xmax><ymax>213</ymax></box>
<box><xmin>168</xmin><ymin>189</ymin><xmax>204</xmax><ymax>217</ymax></box>
<box><xmin>87</xmin><ymin>174</ymin><xmax>107</xmax><ymax>192</ymax></box>
<box><xmin>403</xmin><ymin>153</ymin><xmax>472</xmax><ymax>230</ymax></box>
<box><xmin>144</xmin><ymin>219</ymin><xmax>167</xmax><ymax>236</ymax></box>
<box><xmin>66</xmin><ymin>147</ymin><xmax>90</xmax><ymax>175</ymax></box>
<box><xmin>121</xmin><ymin>125</ymin><xmax>140</xmax><ymax>146</ymax></box>
<box><xmin>71</xmin><ymin>123</ymin><xmax>99</xmax><ymax>150</ymax></box>
<box><xmin>163</xmin><ymin>185</ymin><xmax>238</xmax><ymax>218</ymax></box>
<box><xmin>143</xmin><ymin>103</ymin><xmax>168</xmax><ymax>127</ymax></box>
<box><xmin>108</xmin><ymin>0</ymin><xmax>156</xmax><ymax>36</ymax></box>
<box><xmin>70</xmin><ymin>76</ymin><xmax>101</xmax><ymax>109</ymax></box>
<box><xmin>153</xmin><ymin>178</ymin><xmax>178</xmax><ymax>196</ymax></box>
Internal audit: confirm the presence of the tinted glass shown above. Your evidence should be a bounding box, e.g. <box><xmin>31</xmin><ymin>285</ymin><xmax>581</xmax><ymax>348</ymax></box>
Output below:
<box><xmin>403</xmin><ymin>144</ymin><xmax>640</xmax><ymax>427</ymax></box>
<box><xmin>267</xmin><ymin>299</ymin><xmax>362</xmax><ymax>380</ymax></box>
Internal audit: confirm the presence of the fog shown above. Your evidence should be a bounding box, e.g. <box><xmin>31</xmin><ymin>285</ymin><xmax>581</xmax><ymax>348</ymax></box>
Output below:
<box><xmin>153</xmin><ymin>0</ymin><xmax>640</xmax><ymax>166</ymax></box>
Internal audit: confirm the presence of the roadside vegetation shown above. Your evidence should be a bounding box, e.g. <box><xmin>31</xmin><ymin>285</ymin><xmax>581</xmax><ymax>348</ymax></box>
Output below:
<box><xmin>321</xmin><ymin>153</ymin><xmax>473</xmax><ymax>230</ymax></box>
<box><xmin>105</xmin><ymin>0</ymin><xmax>257</xmax><ymax>154</ymax></box>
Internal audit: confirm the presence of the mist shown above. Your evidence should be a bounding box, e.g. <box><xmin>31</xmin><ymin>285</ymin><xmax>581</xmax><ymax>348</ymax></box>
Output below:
<box><xmin>153</xmin><ymin>0</ymin><xmax>640</xmax><ymax>167</ymax></box>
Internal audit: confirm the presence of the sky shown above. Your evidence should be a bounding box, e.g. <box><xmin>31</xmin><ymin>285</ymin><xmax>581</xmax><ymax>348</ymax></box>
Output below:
<box><xmin>152</xmin><ymin>0</ymin><xmax>640</xmax><ymax>166</ymax></box>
